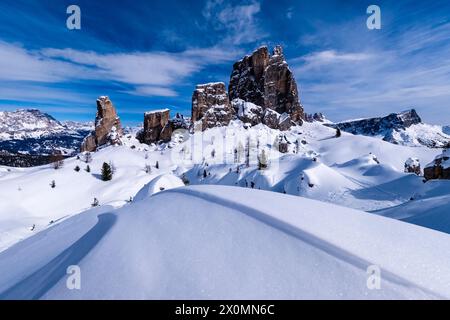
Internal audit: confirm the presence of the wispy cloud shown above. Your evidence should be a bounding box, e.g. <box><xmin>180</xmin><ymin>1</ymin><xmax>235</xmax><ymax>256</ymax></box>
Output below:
<box><xmin>293</xmin><ymin>50</ymin><xmax>373</xmax><ymax>72</ymax></box>
<box><xmin>292</xmin><ymin>16</ymin><xmax>450</xmax><ymax>124</ymax></box>
<box><xmin>202</xmin><ymin>0</ymin><xmax>267</xmax><ymax>45</ymax></box>
<box><xmin>0</xmin><ymin>41</ymin><xmax>241</xmax><ymax>101</ymax></box>
<box><xmin>124</xmin><ymin>86</ymin><xmax>179</xmax><ymax>97</ymax></box>
<box><xmin>0</xmin><ymin>41</ymin><xmax>93</xmax><ymax>82</ymax></box>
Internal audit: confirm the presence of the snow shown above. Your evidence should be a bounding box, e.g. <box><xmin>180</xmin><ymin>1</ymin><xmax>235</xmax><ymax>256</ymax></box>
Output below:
<box><xmin>0</xmin><ymin>120</ymin><xmax>438</xmax><ymax>253</ymax></box>
<box><xmin>375</xmin><ymin>180</ymin><xmax>450</xmax><ymax>234</ymax></box>
<box><xmin>1</xmin><ymin>117</ymin><xmax>450</xmax><ymax>299</ymax></box>
<box><xmin>1</xmin><ymin>185</ymin><xmax>450</xmax><ymax>299</ymax></box>
<box><xmin>134</xmin><ymin>174</ymin><xmax>184</xmax><ymax>200</ymax></box>
<box><xmin>425</xmin><ymin>149</ymin><xmax>450</xmax><ymax>169</ymax></box>
<box><xmin>391</xmin><ymin>123</ymin><xmax>450</xmax><ymax>148</ymax></box>
<box><xmin>405</xmin><ymin>157</ymin><xmax>420</xmax><ymax>167</ymax></box>
<box><xmin>144</xmin><ymin>109</ymin><xmax>170</xmax><ymax>115</ymax></box>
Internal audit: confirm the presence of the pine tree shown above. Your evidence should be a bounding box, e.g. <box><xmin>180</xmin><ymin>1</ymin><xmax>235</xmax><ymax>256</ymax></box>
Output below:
<box><xmin>51</xmin><ymin>153</ymin><xmax>64</xmax><ymax>169</ymax></box>
<box><xmin>84</xmin><ymin>152</ymin><xmax>92</xmax><ymax>163</ymax></box>
<box><xmin>258</xmin><ymin>149</ymin><xmax>268</xmax><ymax>170</ymax></box>
<box><xmin>181</xmin><ymin>173</ymin><xmax>190</xmax><ymax>185</ymax></box>
<box><xmin>245</xmin><ymin>137</ymin><xmax>250</xmax><ymax>168</ymax></box>
<box><xmin>101</xmin><ymin>162</ymin><xmax>113</xmax><ymax>181</ymax></box>
<box><xmin>336</xmin><ymin>128</ymin><xmax>342</xmax><ymax>138</ymax></box>
<box><xmin>203</xmin><ymin>169</ymin><xmax>207</xmax><ymax>178</ymax></box>
<box><xmin>91</xmin><ymin>198</ymin><xmax>99</xmax><ymax>207</ymax></box>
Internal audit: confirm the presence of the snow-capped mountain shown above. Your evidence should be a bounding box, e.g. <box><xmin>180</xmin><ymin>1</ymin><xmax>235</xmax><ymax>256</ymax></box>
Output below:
<box><xmin>328</xmin><ymin>109</ymin><xmax>450</xmax><ymax>148</ymax></box>
<box><xmin>0</xmin><ymin>109</ymin><xmax>93</xmax><ymax>160</ymax></box>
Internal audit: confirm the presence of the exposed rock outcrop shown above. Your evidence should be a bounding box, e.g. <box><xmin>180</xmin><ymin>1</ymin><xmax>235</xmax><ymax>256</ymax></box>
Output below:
<box><xmin>140</xmin><ymin>109</ymin><xmax>172</xmax><ymax>144</ymax></box>
<box><xmin>191</xmin><ymin>82</ymin><xmax>235</xmax><ymax>130</ymax></box>
<box><xmin>81</xmin><ymin>96</ymin><xmax>122</xmax><ymax>152</ymax></box>
<box><xmin>138</xmin><ymin>111</ymin><xmax>190</xmax><ymax>145</ymax></box>
<box><xmin>232</xmin><ymin>99</ymin><xmax>264</xmax><ymax>126</ymax></box>
<box><xmin>404</xmin><ymin>157</ymin><xmax>421</xmax><ymax>175</ymax></box>
<box><xmin>229</xmin><ymin>45</ymin><xmax>304</xmax><ymax>125</ymax></box>
<box><xmin>424</xmin><ymin>149</ymin><xmax>450</xmax><ymax>180</ymax></box>
<box><xmin>232</xmin><ymin>98</ymin><xmax>293</xmax><ymax>130</ymax></box>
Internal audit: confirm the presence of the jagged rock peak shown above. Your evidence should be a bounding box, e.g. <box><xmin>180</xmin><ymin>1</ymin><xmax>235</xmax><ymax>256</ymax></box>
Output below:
<box><xmin>81</xmin><ymin>96</ymin><xmax>122</xmax><ymax>152</ymax></box>
<box><xmin>229</xmin><ymin>45</ymin><xmax>304</xmax><ymax>124</ymax></box>
<box><xmin>191</xmin><ymin>82</ymin><xmax>234</xmax><ymax>131</ymax></box>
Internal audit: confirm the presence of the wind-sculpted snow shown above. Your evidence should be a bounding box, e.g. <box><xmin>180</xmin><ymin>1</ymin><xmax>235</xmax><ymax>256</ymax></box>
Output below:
<box><xmin>0</xmin><ymin>213</ymin><xmax>116</xmax><ymax>300</ymax></box>
<box><xmin>1</xmin><ymin>186</ymin><xmax>450</xmax><ymax>299</ymax></box>
<box><xmin>0</xmin><ymin>121</ymin><xmax>440</xmax><ymax>252</ymax></box>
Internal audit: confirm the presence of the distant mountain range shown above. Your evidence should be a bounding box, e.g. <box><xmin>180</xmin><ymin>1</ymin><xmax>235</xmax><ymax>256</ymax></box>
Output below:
<box><xmin>327</xmin><ymin>109</ymin><xmax>450</xmax><ymax>148</ymax></box>
<box><xmin>1</xmin><ymin>106</ymin><xmax>449</xmax><ymax>168</ymax></box>
<box><xmin>0</xmin><ymin>109</ymin><xmax>93</xmax><ymax>166</ymax></box>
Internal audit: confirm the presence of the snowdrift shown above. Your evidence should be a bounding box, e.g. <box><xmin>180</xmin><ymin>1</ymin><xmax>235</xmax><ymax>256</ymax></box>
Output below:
<box><xmin>1</xmin><ymin>185</ymin><xmax>450</xmax><ymax>299</ymax></box>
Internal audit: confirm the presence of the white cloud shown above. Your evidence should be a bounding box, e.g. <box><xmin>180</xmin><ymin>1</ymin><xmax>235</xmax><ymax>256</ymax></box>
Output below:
<box><xmin>0</xmin><ymin>41</ymin><xmax>241</xmax><ymax>101</ymax></box>
<box><xmin>0</xmin><ymin>41</ymin><xmax>94</xmax><ymax>83</ymax></box>
<box><xmin>124</xmin><ymin>86</ymin><xmax>179</xmax><ymax>97</ymax></box>
<box><xmin>294</xmin><ymin>50</ymin><xmax>373</xmax><ymax>72</ymax></box>
<box><xmin>290</xmin><ymin>17</ymin><xmax>450</xmax><ymax>124</ymax></box>
<box><xmin>203</xmin><ymin>0</ymin><xmax>267</xmax><ymax>45</ymax></box>
<box><xmin>41</xmin><ymin>48</ymin><xmax>200</xmax><ymax>86</ymax></box>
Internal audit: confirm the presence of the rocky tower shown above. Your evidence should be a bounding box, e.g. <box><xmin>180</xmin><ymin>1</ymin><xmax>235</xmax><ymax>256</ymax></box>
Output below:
<box><xmin>191</xmin><ymin>82</ymin><xmax>235</xmax><ymax>130</ymax></box>
<box><xmin>81</xmin><ymin>96</ymin><xmax>122</xmax><ymax>152</ymax></box>
<box><xmin>141</xmin><ymin>109</ymin><xmax>172</xmax><ymax>144</ymax></box>
<box><xmin>229</xmin><ymin>45</ymin><xmax>304</xmax><ymax>124</ymax></box>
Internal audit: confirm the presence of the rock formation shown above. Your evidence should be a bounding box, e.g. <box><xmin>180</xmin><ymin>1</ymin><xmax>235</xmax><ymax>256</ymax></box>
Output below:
<box><xmin>138</xmin><ymin>110</ymin><xmax>190</xmax><ymax>145</ymax></box>
<box><xmin>232</xmin><ymin>99</ymin><xmax>264</xmax><ymax>126</ymax></box>
<box><xmin>81</xmin><ymin>96</ymin><xmax>122</xmax><ymax>152</ymax></box>
<box><xmin>404</xmin><ymin>157</ymin><xmax>421</xmax><ymax>175</ymax></box>
<box><xmin>232</xmin><ymin>98</ymin><xmax>292</xmax><ymax>130</ymax></box>
<box><xmin>140</xmin><ymin>109</ymin><xmax>172</xmax><ymax>144</ymax></box>
<box><xmin>424</xmin><ymin>149</ymin><xmax>450</xmax><ymax>180</ymax></box>
<box><xmin>191</xmin><ymin>82</ymin><xmax>235</xmax><ymax>130</ymax></box>
<box><xmin>229</xmin><ymin>45</ymin><xmax>304</xmax><ymax>125</ymax></box>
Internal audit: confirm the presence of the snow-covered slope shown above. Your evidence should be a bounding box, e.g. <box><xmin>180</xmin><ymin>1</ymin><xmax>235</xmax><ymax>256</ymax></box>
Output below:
<box><xmin>0</xmin><ymin>121</ymin><xmax>439</xmax><ymax>252</ymax></box>
<box><xmin>375</xmin><ymin>180</ymin><xmax>450</xmax><ymax>234</ymax></box>
<box><xmin>1</xmin><ymin>185</ymin><xmax>450</xmax><ymax>299</ymax></box>
<box><xmin>183</xmin><ymin>121</ymin><xmax>436</xmax><ymax>211</ymax></box>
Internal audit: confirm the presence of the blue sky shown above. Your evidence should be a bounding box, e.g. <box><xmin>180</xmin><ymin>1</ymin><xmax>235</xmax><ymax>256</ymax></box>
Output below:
<box><xmin>0</xmin><ymin>0</ymin><xmax>450</xmax><ymax>125</ymax></box>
